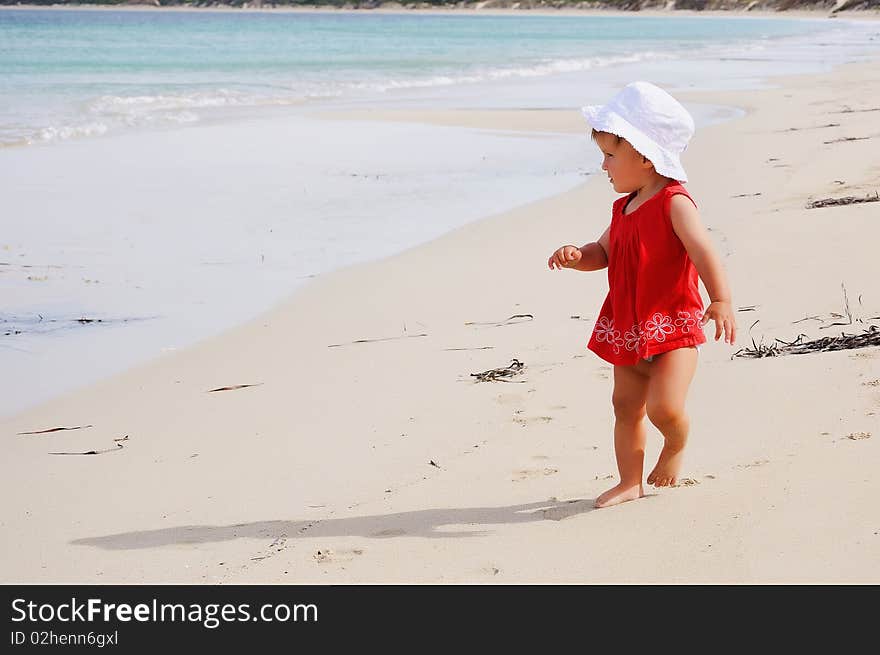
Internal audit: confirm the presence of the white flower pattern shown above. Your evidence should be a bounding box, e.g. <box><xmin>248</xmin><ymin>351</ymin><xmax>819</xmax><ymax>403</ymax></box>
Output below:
<box><xmin>623</xmin><ymin>326</ymin><xmax>641</xmax><ymax>352</ymax></box>
<box><xmin>593</xmin><ymin>309</ymin><xmax>705</xmax><ymax>360</ymax></box>
<box><xmin>644</xmin><ymin>312</ymin><xmax>675</xmax><ymax>342</ymax></box>
<box><xmin>674</xmin><ymin>310</ymin><xmax>697</xmax><ymax>334</ymax></box>
<box><xmin>594</xmin><ymin>317</ymin><xmax>625</xmax><ymax>354</ymax></box>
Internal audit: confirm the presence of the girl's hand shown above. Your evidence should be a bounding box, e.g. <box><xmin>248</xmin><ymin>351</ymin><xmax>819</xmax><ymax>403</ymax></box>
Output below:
<box><xmin>701</xmin><ymin>301</ymin><xmax>737</xmax><ymax>345</ymax></box>
<box><xmin>548</xmin><ymin>245</ymin><xmax>582</xmax><ymax>270</ymax></box>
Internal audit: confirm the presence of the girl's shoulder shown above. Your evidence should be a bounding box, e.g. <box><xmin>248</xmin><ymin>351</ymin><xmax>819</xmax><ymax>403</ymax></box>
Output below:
<box><xmin>662</xmin><ymin>181</ymin><xmax>698</xmax><ymax>213</ymax></box>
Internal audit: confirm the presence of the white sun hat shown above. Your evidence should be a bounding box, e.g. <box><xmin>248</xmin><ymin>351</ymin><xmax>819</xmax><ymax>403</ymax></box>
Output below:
<box><xmin>580</xmin><ymin>81</ymin><xmax>695</xmax><ymax>183</ymax></box>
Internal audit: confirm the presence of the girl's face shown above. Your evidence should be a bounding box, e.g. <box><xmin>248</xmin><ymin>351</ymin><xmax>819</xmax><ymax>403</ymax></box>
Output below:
<box><xmin>594</xmin><ymin>131</ymin><xmax>654</xmax><ymax>194</ymax></box>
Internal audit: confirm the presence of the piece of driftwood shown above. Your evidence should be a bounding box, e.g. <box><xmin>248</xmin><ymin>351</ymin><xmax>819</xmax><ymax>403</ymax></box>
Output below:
<box><xmin>733</xmin><ymin>324</ymin><xmax>880</xmax><ymax>359</ymax></box>
<box><xmin>806</xmin><ymin>191</ymin><xmax>879</xmax><ymax>209</ymax></box>
<box><xmin>327</xmin><ymin>333</ymin><xmax>427</xmax><ymax>348</ymax></box>
<box><xmin>17</xmin><ymin>425</ymin><xmax>93</xmax><ymax>436</ymax></box>
<box><xmin>464</xmin><ymin>314</ymin><xmax>533</xmax><ymax>327</ymax></box>
<box><xmin>470</xmin><ymin>358</ymin><xmax>525</xmax><ymax>383</ymax></box>
<box><xmin>207</xmin><ymin>383</ymin><xmax>264</xmax><ymax>393</ymax></box>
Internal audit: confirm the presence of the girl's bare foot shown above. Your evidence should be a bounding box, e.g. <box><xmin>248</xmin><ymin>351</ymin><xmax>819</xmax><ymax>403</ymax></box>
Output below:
<box><xmin>647</xmin><ymin>444</ymin><xmax>685</xmax><ymax>487</ymax></box>
<box><xmin>594</xmin><ymin>482</ymin><xmax>645</xmax><ymax>509</ymax></box>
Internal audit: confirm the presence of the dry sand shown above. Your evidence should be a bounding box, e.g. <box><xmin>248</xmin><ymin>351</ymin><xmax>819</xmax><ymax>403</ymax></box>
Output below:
<box><xmin>2</xmin><ymin>59</ymin><xmax>879</xmax><ymax>584</ymax></box>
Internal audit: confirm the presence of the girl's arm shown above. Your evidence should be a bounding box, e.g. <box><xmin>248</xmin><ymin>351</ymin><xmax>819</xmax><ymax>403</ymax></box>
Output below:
<box><xmin>571</xmin><ymin>224</ymin><xmax>610</xmax><ymax>272</ymax></box>
<box><xmin>669</xmin><ymin>195</ymin><xmax>737</xmax><ymax>344</ymax></box>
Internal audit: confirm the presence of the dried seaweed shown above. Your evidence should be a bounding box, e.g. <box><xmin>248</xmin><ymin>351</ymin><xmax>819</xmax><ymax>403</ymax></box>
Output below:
<box><xmin>470</xmin><ymin>358</ymin><xmax>525</xmax><ymax>383</ymax></box>
<box><xmin>806</xmin><ymin>191</ymin><xmax>879</xmax><ymax>209</ymax></box>
<box><xmin>820</xmin><ymin>283</ymin><xmax>853</xmax><ymax>328</ymax></box>
<box><xmin>733</xmin><ymin>324</ymin><xmax>880</xmax><ymax>359</ymax></box>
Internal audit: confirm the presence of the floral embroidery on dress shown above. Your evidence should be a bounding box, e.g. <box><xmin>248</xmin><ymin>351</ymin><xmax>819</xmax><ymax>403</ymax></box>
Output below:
<box><xmin>643</xmin><ymin>312</ymin><xmax>675</xmax><ymax>342</ymax></box>
<box><xmin>594</xmin><ymin>317</ymin><xmax>624</xmax><ymax>354</ymax></box>
<box><xmin>623</xmin><ymin>326</ymin><xmax>641</xmax><ymax>352</ymax></box>
<box><xmin>593</xmin><ymin>307</ymin><xmax>705</xmax><ymax>360</ymax></box>
<box><xmin>674</xmin><ymin>310</ymin><xmax>697</xmax><ymax>334</ymax></box>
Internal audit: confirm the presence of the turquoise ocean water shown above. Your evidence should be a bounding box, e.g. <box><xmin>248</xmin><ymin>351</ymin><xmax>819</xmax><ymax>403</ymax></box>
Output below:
<box><xmin>1</xmin><ymin>9</ymin><xmax>878</xmax><ymax>146</ymax></box>
<box><xmin>1</xmin><ymin>8</ymin><xmax>879</xmax><ymax>418</ymax></box>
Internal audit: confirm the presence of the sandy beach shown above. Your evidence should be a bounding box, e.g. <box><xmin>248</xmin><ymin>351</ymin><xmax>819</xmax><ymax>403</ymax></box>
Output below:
<box><xmin>2</xmin><ymin>46</ymin><xmax>879</xmax><ymax>582</ymax></box>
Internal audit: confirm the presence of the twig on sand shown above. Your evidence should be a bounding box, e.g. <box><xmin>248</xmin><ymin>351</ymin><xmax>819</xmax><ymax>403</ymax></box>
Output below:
<box><xmin>49</xmin><ymin>435</ymin><xmax>128</xmax><ymax>456</ymax></box>
<box><xmin>17</xmin><ymin>425</ymin><xmax>93</xmax><ymax>435</ymax></box>
<box><xmin>806</xmin><ymin>191</ymin><xmax>879</xmax><ymax>209</ymax></box>
<box><xmin>730</xmin><ymin>192</ymin><xmax>762</xmax><ymax>198</ymax></box>
<box><xmin>50</xmin><ymin>444</ymin><xmax>124</xmax><ymax>456</ymax></box>
<box><xmin>779</xmin><ymin>123</ymin><xmax>840</xmax><ymax>132</ymax></box>
<box><xmin>831</xmin><ymin>106</ymin><xmax>880</xmax><ymax>114</ymax></box>
<box><xmin>443</xmin><ymin>346</ymin><xmax>494</xmax><ymax>351</ymax></box>
<box><xmin>792</xmin><ymin>314</ymin><xmax>823</xmax><ymax>324</ymax></box>
<box><xmin>327</xmin><ymin>333</ymin><xmax>427</xmax><ymax>348</ymax></box>
<box><xmin>823</xmin><ymin>136</ymin><xmax>874</xmax><ymax>145</ymax></box>
<box><xmin>470</xmin><ymin>358</ymin><xmax>525</xmax><ymax>383</ymax></box>
<box><xmin>465</xmin><ymin>314</ymin><xmax>533</xmax><ymax>328</ymax></box>
<box><xmin>207</xmin><ymin>383</ymin><xmax>264</xmax><ymax>393</ymax></box>
<box><xmin>819</xmin><ymin>283</ymin><xmax>853</xmax><ymax>329</ymax></box>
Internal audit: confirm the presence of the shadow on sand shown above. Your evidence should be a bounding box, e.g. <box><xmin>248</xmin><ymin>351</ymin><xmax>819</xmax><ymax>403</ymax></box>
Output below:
<box><xmin>71</xmin><ymin>498</ymin><xmax>602</xmax><ymax>550</ymax></box>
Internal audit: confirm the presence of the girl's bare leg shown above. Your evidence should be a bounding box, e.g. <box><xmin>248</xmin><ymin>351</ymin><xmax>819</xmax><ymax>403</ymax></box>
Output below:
<box><xmin>595</xmin><ymin>362</ymin><xmax>650</xmax><ymax>508</ymax></box>
<box><xmin>645</xmin><ymin>346</ymin><xmax>699</xmax><ymax>487</ymax></box>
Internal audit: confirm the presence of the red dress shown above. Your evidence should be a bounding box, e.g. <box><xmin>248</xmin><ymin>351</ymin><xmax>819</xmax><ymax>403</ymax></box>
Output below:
<box><xmin>588</xmin><ymin>180</ymin><xmax>706</xmax><ymax>366</ymax></box>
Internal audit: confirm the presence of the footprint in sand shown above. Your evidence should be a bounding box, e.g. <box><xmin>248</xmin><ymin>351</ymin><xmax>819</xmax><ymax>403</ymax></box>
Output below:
<box><xmin>512</xmin><ymin>467</ymin><xmax>558</xmax><ymax>482</ymax></box>
<box><xmin>513</xmin><ymin>415</ymin><xmax>553</xmax><ymax>427</ymax></box>
<box><xmin>313</xmin><ymin>548</ymin><xmax>364</xmax><ymax>564</ymax></box>
<box><xmin>736</xmin><ymin>459</ymin><xmax>770</xmax><ymax>469</ymax></box>
<box><xmin>541</xmin><ymin>499</ymin><xmax>591</xmax><ymax>521</ymax></box>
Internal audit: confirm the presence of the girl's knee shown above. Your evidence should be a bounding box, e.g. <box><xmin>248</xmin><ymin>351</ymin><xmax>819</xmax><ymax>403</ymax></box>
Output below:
<box><xmin>612</xmin><ymin>395</ymin><xmax>647</xmax><ymax>422</ymax></box>
<box><xmin>646</xmin><ymin>403</ymin><xmax>686</xmax><ymax>428</ymax></box>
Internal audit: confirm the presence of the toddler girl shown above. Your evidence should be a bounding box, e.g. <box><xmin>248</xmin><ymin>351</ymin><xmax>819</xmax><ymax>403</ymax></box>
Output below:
<box><xmin>548</xmin><ymin>81</ymin><xmax>736</xmax><ymax>509</ymax></box>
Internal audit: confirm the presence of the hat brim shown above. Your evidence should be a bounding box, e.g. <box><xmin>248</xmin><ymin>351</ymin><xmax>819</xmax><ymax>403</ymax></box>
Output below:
<box><xmin>581</xmin><ymin>105</ymin><xmax>689</xmax><ymax>183</ymax></box>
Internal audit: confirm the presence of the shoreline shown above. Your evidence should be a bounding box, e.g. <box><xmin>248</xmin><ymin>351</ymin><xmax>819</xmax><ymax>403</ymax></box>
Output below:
<box><xmin>2</xmin><ymin>49</ymin><xmax>879</xmax><ymax>582</ymax></box>
<box><xmin>3</xmin><ymin>4</ymin><xmax>879</xmax><ymax>20</ymax></box>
